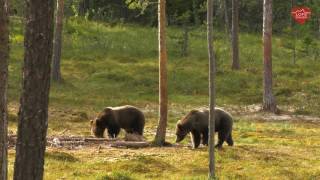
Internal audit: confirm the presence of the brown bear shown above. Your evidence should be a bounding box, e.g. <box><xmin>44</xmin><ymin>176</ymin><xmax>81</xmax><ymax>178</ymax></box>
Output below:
<box><xmin>175</xmin><ymin>108</ymin><xmax>233</xmax><ymax>148</ymax></box>
<box><xmin>91</xmin><ymin>105</ymin><xmax>145</xmax><ymax>138</ymax></box>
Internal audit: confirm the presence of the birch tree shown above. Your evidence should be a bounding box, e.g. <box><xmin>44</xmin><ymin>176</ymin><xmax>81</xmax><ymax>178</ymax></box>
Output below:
<box><xmin>207</xmin><ymin>0</ymin><xmax>216</xmax><ymax>178</ymax></box>
<box><xmin>52</xmin><ymin>0</ymin><xmax>65</xmax><ymax>82</ymax></box>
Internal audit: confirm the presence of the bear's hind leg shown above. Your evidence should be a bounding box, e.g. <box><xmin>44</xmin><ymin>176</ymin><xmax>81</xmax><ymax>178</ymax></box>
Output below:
<box><xmin>202</xmin><ymin>130</ymin><xmax>208</xmax><ymax>146</ymax></box>
<box><xmin>132</xmin><ymin>113</ymin><xmax>145</xmax><ymax>135</ymax></box>
<box><xmin>215</xmin><ymin>131</ymin><xmax>227</xmax><ymax>148</ymax></box>
<box><xmin>133</xmin><ymin>122</ymin><xmax>144</xmax><ymax>136</ymax></box>
<box><xmin>191</xmin><ymin>130</ymin><xmax>201</xmax><ymax>148</ymax></box>
<box><xmin>226</xmin><ymin>133</ymin><xmax>234</xmax><ymax>146</ymax></box>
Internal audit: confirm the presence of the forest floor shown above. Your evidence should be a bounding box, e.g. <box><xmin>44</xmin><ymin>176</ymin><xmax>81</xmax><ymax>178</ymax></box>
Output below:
<box><xmin>7</xmin><ymin>104</ymin><xmax>320</xmax><ymax>180</ymax></box>
<box><xmin>6</xmin><ymin>17</ymin><xmax>320</xmax><ymax>179</ymax></box>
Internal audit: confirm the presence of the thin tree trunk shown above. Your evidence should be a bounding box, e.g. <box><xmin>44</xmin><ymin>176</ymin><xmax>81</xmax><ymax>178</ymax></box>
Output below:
<box><xmin>291</xmin><ymin>0</ymin><xmax>296</xmax><ymax>65</ymax></box>
<box><xmin>0</xmin><ymin>0</ymin><xmax>9</xmax><ymax>179</ymax></box>
<box><xmin>318</xmin><ymin>16</ymin><xmax>320</xmax><ymax>39</ymax></box>
<box><xmin>154</xmin><ymin>0</ymin><xmax>168</xmax><ymax>146</ymax></box>
<box><xmin>223</xmin><ymin>0</ymin><xmax>231</xmax><ymax>41</ymax></box>
<box><xmin>231</xmin><ymin>0</ymin><xmax>240</xmax><ymax>70</ymax></box>
<box><xmin>181</xmin><ymin>25</ymin><xmax>189</xmax><ymax>57</ymax></box>
<box><xmin>13</xmin><ymin>0</ymin><xmax>54</xmax><ymax>179</ymax></box>
<box><xmin>78</xmin><ymin>0</ymin><xmax>89</xmax><ymax>16</ymax></box>
<box><xmin>52</xmin><ymin>0</ymin><xmax>64</xmax><ymax>82</ymax></box>
<box><xmin>207</xmin><ymin>0</ymin><xmax>216</xmax><ymax>178</ymax></box>
<box><xmin>192</xmin><ymin>0</ymin><xmax>200</xmax><ymax>25</ymax></box>
<box><xmin>262</xmin><ymin>0</ymin><xmax>277</xmax><ymax>113</ymax></box>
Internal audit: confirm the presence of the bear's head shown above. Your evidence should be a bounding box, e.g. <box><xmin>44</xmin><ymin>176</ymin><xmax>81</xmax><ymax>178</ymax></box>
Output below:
<box><xmin>91</xmin><ymin>108</ymin><xmax>113</xmax><ymax>138</ymax></box>
<box><xmin>175</xmin><ymin>110</ymin><xmax>198</xmax><ymax>143</ymax></box>
<box><xmin>175</xmin><ymin>123</ymin><xmax>188</xmax><ymax>143</ymax></box>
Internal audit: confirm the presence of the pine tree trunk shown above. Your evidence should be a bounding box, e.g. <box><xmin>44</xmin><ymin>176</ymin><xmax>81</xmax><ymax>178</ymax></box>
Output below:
<box><xmin>318</xmin><ymin>16</ymin><xmax>320</xmax><ymax>39</ymax></box>
<box><xmin>13</xmin><ymin>0</ymin><xmax>54</xmax><ymax>179</ymax></box>
<box><xmin>52</xmin><ymin>0</ymin><xmax>64</xmax><ymax>82</ymax></box>
<box><xmin>0</xmin><ymin>0</ymin><xmax>9</xmax><ymax>178</ymax></box>
<box><xmin>154</xmin><ymin>0</ymin><xmax>168</xmax><ymax>146</ymax></box>
<box><xmin>291</xmin><ymin>0</ymin><xmax>296</xmax><ymax>65</ymax></box>
<box><xmin>181</xmin><ymin>25</ymin><xmax>189</xmax><ymax>57</ymax></box>
<box><xmin>223</xmin><ymin>0</ymin><xmax>231</xmax><ymax>41</ymax></box>
<box><xmin>207</xmin><ymin>0</ymin><xmax>216</xmax><ymax>178</ymax></box>
<box><xmin>78</xmin><ymin>0</ymin><xmax>89</xmax><ymax>16</ymax></box>
<box><xmin>192</xmin><ymin>0</ymin><xmax>200</xmax><ymax>25</ymax></box>
<box><xmin>231</xmin><ymin>0</ymin><xmax>240</xmax><ymax>70</ymax></box>
<box><xmin>262</xmin><ymin>0</ymin><xmax>277</xmax><ymax>113</ymax></box>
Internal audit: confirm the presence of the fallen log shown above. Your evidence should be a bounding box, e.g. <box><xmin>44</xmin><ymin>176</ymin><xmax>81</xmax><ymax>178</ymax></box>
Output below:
<box><xmin>8</xmin><ymin>135</ymin><xmax>150</xmax><ymax>149</ymax></box>
<box><xmin>109</xmin><ymin>141</ymin><xmax>150</xmax><ymax>148</ymax></box>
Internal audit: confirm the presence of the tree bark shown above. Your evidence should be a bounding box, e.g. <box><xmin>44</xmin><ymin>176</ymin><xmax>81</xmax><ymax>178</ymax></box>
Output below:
<box><xmin>207</xmin><ymin>0</ymin><xmax>216</xmax><ymax>178</ymax></box>
<box><xmin>0</xmin><ymin>0</ymin><xmax>9</xmax><ymax>179</ymax></box>
<box><xmin>262</xmin><ymin>0</ymin><xmax>277</xmax><ymax>113</ymax></box>
<box><xmin>13</xmin><ymin>0</ymin><xmax>54</xmax><ymax>179</ymax></box>
<box><xmin>154</xmin><ymin>0</ymin><xmax>168</xmax><ymax>146</ymax></box>
<box><xmin>52</xmin><ymin>0</ymin><xmax>64</xmax><ymax>82</ymax></box>
<box><xmin>231</xmin><ymin>0</ymin><xmax>240</xmax><ymax>70</ymax></box>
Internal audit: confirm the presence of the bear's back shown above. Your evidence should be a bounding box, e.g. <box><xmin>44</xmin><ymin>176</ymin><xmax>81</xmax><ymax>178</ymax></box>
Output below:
<box><xmin>197</xmin><ymin>108</ymin><xmax>233</xmax><ymax>126</ymax></box>
<box><xmin>109</xmin><ymin>105</ymin><xmax>138</xmax><ymax>111</ymax></box>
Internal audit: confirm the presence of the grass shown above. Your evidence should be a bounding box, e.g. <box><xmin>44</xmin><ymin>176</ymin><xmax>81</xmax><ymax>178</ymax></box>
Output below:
<box><xmin>6</xmin><ymin>17</ymin><xmax>320</xmax><ymax>179</ymax></box>
<box><xmin>7</xmin><ymin>120</ymin><xmax>320</xmax><ymax>179</ymax></box>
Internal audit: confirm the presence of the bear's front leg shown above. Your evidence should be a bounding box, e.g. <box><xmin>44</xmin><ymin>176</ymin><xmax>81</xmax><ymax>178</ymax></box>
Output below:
<box><xmin>191</xmin><ymin>130</ymin><xmax>201</xmax><ymax>148</ymax></box>
<box><xmin>226</xmin><ymin>133</ymin><xmax>234</xmax><ymax>146</ymax></box>
<box><xmin>107</xmin><ymin>128</ymin><xmax>120</xmax><ymax>139</ymax></box>
<box><xmin>201</xmin><ymin>130</ymin><xmax>208</xmax><ymax>146</ymax></box>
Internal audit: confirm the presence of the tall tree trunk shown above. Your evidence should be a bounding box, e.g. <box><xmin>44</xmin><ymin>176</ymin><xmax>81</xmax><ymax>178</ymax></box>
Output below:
<box><xmin>223</xmin><ymin>0</ymin><xmax>231</xmax><ymax>41</ymax></box>
<box><xmin>192</xmin><ymin>0</ymin><xmax>200</xmax><ymax>25</ymax></box>
<box><xmin>79</xmin><ymin>0</ymin><xmax>89</xmax><ymax>16</ymax></box>
<box><xmin>52</xmin><ymin>0</ymin><xmax>64</xmax><ymax>82</ymax></box>
<box><xmin>318</xmin><ymin>16</ymin><xmax>320</xmax><ymax>39</ymax></box>
<box><xmin>154</xmin><ymin>0</ymin><xmax>168</xmax><ymax>146</ymax></box>
<box><xmin>13</xmin><ymin>0</ymin><xmax>54</xmax><ymax>179</ymax></box>
<box><xmin>207</xmin><ymin>0</ymin><xmax>216</xmax><ymax>178</ymax></box>
<box><xmin>231</xmin><ymin>0</ymin><xmax>240</xmax><ymax>70</ymax></box>
<box><xmin>181</xmin><ymin>25</ymin><xmax>189</xmax><ymax>57</ymax></box>
<box><xmin>262</xmin><ymin>0</ymin><xmax>277</xmax><ymax>113</ymax></box>
<box><xmin>291</xmin><ymin>0</ymin><xmax>296</xmax><ymax>65</ymax></box>
<box><xmin>0</xmin><ymin>0</ymin><xmax>9</xmax><ymax>179</ymax></box>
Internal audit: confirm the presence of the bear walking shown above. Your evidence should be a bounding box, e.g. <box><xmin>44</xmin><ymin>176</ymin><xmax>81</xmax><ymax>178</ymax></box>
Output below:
<box><xmin>175</xmin><ymin>108</ymin><xmax>233</xmax><ymax>148</ymax></box>
<box><xmin>91</xmin><ymin>105</ymin><xmax>145</xmax><ymax>138</ymax></box>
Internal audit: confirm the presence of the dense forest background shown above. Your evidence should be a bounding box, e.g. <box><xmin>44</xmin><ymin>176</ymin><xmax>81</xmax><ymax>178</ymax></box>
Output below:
<box><xmin>10</xmin><ymin>0</ymin><xmax>320</xmax><ymax>32</ymax></box>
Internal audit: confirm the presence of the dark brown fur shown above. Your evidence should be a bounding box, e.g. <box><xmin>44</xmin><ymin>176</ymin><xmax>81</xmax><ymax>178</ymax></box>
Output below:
<box><xmin>91</xmin><ymin>105</ymin><xmax>145</xmax><ymax>138</ymax></box>
<box><xmin>175</xmin><ymin>108</ymin><xmax>233</xmax><ymax>148</ymax></box>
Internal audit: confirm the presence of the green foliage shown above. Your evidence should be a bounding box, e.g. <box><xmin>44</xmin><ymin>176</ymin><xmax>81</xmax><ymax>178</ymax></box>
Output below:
<box><xmin>8</xmin><ymin>17</ymin><xmax>320</xmax><ymax>115</ymax></box>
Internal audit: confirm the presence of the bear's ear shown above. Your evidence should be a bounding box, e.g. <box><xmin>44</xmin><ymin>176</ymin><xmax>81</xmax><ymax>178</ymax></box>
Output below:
<box><xmin>103</xmin><ymin>107</ymin><xmax>112</xmax><ymax>113</ymax></box>
<box><xmin>90</xmin><ymin>120</ymin><xmax>93</xmax><ymax>125</ymax></box>
<box><xmin>190</xmin><ymin>110</ymin><xmax>198</xmax><ymax>114</ymax></box>
<box><xmin>177</xmin><ymin>123</ymin><xmax>182</xmax><ymax>129</ymax></box>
